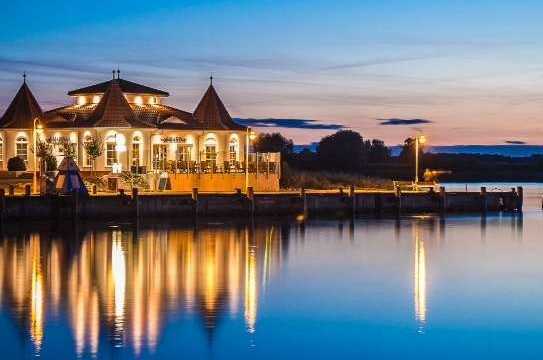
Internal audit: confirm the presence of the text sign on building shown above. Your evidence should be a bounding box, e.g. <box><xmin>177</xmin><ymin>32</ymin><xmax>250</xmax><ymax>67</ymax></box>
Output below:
<box><xmin>46</xmin><ymin>136</ymin><xmax>71</xmax><ymax>144</ymax></box>
<box><xmin>161</xmin><ymin>136</ymin><xmax>187</xmax><ymax>143</ymax></box>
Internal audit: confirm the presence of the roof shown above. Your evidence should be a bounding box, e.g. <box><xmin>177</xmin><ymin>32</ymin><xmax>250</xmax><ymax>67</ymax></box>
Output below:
<box><xmin>0</xmin><ymin>81</ymin><xmax>43</xmax><ymax>129</ymax></box>
<box><xmin>83</xmin><ymin>79</ymin><xmax>153</xmax><ymax>128</ymax></box>
<box><xmin>43</xmin><ymin>80</ymin><xmax>199</xmax><ymax>129</ymax></box>
<box><xmin>194</xmin><ymin>85</ymin><xmax>246</xmax><ymax>130</ymax></box>
<box><xmin>68</xmin><ymin>78</ymin><xmax>169</xmax><ymax>97</ymax></box>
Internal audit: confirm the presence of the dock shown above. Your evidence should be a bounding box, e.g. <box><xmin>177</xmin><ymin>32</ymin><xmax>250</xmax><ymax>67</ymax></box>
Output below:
<box><xmin>0</xmin><ymin>186</ymin><xmax>523</xmax><ymax>221</ymax></box>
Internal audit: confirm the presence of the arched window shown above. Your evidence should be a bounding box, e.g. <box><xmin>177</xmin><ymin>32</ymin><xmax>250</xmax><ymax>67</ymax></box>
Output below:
<box><xmin>132</xmin><ymin>135</ymin><xmax>142</xmax><ymax>166</ymax></box>
<box><xmin>228</xmin><ymin>135</ymin><xmax>239</xmax><ymax>162</ymax></box>
<box><xmin>106</xmin><ymin>134</ymin><xmax>117</xmax><ymax>166</ymax></box>
<box><xmin>16</xmin><ymin>135</ymin><xmax>28</xmax><ymax>162</ymax></box>
<box><xmin>83</xmin><ymin>135</ymin><xmax>93</xmax><ymax>167</ymax></box>
<box><xmin>204</xmin><ymin>134</ymin><xmax>217</xmax><ymax>164</ymax></box>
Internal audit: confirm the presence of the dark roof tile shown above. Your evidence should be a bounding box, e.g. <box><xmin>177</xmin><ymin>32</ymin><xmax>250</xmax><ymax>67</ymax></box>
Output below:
<box><xmin>0</xmin><ymin>82</ymin><xmax>43</xmax><ymax>128</ymax></box>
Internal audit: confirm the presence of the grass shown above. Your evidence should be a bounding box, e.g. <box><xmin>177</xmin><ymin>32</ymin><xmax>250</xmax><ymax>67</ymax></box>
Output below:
<box><xmin>281</xmin><ymin>166</ymin><xmax>393</xmax><ymax>190</ymax></box>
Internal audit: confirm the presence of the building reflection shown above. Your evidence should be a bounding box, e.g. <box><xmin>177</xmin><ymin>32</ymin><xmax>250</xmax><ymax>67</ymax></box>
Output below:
<box><xmin>0</xmin><ymin>222</ymin><xmax>284</xmax><ymax>357</ymax></box>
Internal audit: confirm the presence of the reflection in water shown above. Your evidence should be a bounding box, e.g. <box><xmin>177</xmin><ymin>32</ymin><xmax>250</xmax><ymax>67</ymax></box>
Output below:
<box><xmin>413</xmin><ymin>223</ymin><xmax>427</xmax><ymax>333</ymax></box>
<box><xmin>0</xmin><ymin>222</ymin><xmax>283</xmax><ymax>357</ymax></box>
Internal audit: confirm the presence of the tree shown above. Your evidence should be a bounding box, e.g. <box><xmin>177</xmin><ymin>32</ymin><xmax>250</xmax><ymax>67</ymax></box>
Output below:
<box><xmin>83</xmin><ymin>136</ymin><xmax>103</xmax><ymax>175</ymax></box>
<box><xmin>60</xmin><ymin>139</ymin><xmax>77</xmax><ymax>159</ymax></box>
<box><xmin>32</xmin><ymin>140</ymin><xmax>53</xmax><ymax>174</ymax></box>
<box><xmin>367</xmin><ymin>139</ymin><xmax>391</xmax><ymax>163</ymax></box>
<box><xmin>7</xmin><ymin>156</ymin><xmax>26</xmax><ymax>171</ymax></box>
<box><xmin>253</xmin><ymin>133</ymin><xmax>294</xmax><ymax>159</ymax></box>
<box><xmin>317</xmin><ymin>130</ymin><xmax>364</xmax><ymax>172</ymax></box>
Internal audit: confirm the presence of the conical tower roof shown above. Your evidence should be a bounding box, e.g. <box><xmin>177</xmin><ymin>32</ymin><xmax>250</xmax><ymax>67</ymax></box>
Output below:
<box><xmin>0</xmin><ymin>80</ymin><xmax>43</xmax><ymax>128</ymax></box>
<box><xmin>85</xmin><ymin>79</ymin><xmax>152</xmax><ymax>128</ymax></box>
<box><xmin>194</xmin><ymin>83</ymin><xmax>245</xmax><ymax>130</ymax></box>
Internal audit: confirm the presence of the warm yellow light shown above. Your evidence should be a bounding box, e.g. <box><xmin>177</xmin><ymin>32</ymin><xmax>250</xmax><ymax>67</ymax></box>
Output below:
<box><xmin>249</xmin><ymin>131</ymin><xmax>257</xmax><ymax>141</ymax></box>
<box><xmin>148</xmin><ymin>97</ymin><xmax>156</xmax><ymax>105</ymax></box>
<box><xmin>134</xmin><ymin>96</ymin><xmax>143</xmax><ymax>106</ymax></box>
<box><xmin>77</xmin><ymin>96</ymin><xmax>87</xmax><ymax>106</ymax></box>
<box><xmin>37</xmin><ymin>124</ymin><xmax>43</xmax><ymax>130</ymax></box>
<box><xmin>92</xmin><ymin>95</ymin><xmax>101</xmax><ymax>104</ymax></box>
<box><xmin>418</xmin><ymin>135</ymin><xmax>426</xmax><ymax>145</ymax></box>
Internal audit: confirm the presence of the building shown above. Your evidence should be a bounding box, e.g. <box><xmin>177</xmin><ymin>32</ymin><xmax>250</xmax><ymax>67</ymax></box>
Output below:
<box><xmin>0</xmin><ymin>73</ymin><xmax>279</xmax><ymax>191</ymax></box>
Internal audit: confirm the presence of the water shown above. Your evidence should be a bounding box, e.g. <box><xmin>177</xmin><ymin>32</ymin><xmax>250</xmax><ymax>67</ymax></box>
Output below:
<box><xmin>0</xmin><ymin>183</ymin><xmax>542</xmax><ymax>359</ymax></box>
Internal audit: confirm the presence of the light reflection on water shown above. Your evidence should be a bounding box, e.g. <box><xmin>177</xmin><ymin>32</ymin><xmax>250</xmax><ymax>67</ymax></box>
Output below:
<box><xmin>0</xmin><ymin>186</ymin><xmax>542</xmax><ymax>359</ymax></box>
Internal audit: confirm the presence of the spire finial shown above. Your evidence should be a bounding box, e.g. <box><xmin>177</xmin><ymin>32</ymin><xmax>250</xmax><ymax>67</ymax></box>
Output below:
<box><xmin>23</xmin><ymin>72</ymin><xmax>26</xmax><ymax>83</ymax></box>
<box><xmin>117</xmin><ymin>68</ymin><xmax>120</xmax><ymax>79</ymax></box>
<box><xmin>112</xmin><ymin>70</ymin><xmax>116</xmax><ymax>79</ymax></box>
<box><xmin>209</xmin><ymin>74</ymin><xmax>213</xmax><ymax>86</ymax></box>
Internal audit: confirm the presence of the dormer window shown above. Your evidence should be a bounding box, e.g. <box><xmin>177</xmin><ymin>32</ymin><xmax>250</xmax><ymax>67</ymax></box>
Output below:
<box><xmin>77</xmin><ymin>96</ymin><xmax>87</xmax><ymax>106</ymax></box>
<box><xmin>92</xmin><ymin>95</ymin><xmax>101</xmax><ymax>104</ymax></box>
<box><xmin>134</xmin><ymin>96</ymin><xmax>143</xmax><ymax>106</ymax></box>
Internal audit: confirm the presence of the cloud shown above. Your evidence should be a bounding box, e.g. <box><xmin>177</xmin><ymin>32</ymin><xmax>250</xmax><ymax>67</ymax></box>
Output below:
<box><xmin>234</xmin><ymin>118</ymin><xmax>345</xmax><ymax>130</ymax></box>
<box><xmin>378</xmin><ymin>118</ymin><xmax>433</xmax><ymax>126</ymax></box>
<box><xmin>505</xmin><ymin>140</ymin><xmax>526</xmax><ymax>145</ymax></box>
<box><xmin>322</xmin><ymin>55</ymin><xmax>442</xmax><ymax>71</ymax></box>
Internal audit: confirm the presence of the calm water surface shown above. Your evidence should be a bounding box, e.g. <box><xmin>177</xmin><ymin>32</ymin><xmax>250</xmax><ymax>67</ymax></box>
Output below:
<box><xmin>1</xmin><ymin>183</ymin><xmax>542</xmax><ymax>359</ymax></box>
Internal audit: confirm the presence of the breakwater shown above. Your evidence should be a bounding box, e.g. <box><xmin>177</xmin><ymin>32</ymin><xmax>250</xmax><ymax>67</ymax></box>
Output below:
<box><xmin>0</xmin><ymin>186</ymin><xmax>523</xmax><ymax>221</ymax></box>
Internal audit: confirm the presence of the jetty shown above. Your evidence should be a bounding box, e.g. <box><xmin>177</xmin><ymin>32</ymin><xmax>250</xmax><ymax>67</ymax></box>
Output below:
<box><xmin>0</xmin><ymin>186</ymin><xmax>523</xmax><ymax>221</ymax></box>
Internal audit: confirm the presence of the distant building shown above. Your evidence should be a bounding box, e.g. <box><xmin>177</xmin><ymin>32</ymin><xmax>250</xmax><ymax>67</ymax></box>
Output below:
<box><xmin>0</xmin><ymin>73</ymin><xmax>279</xmax><ymax>191</ymax></box>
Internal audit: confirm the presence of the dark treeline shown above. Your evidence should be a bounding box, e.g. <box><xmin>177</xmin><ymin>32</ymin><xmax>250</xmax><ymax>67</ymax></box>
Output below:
<box><xmin>253</xmin><ymin>130</ymin><xmax>543</xmax><ymax>182</ymax></box>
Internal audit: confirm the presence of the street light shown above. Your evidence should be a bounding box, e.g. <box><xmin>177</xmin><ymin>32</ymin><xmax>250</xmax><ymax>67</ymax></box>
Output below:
<box><xmin>32</xmin><ymin>118</ymin><xmax>43</xmax><ymax>194</ymax></box>
<box><xmin>415</xmin><ymin>134</ymin><xmax>426</xmax><ymax>185</ymax></box>
<box><xmin>245</xmin><ymin>128</ymin><xmax>257</xmax><ymax>192</ymax></box>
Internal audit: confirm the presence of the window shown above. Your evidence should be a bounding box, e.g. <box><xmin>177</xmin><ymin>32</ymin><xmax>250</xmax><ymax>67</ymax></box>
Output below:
<box><xmin>152</xmin><ymin>144</ymin><xmax>168</xmax><ymax>170</ymax></box>
<box><xmin>132</xmin><ymin>136</ymin><xmax>142</xmax><ymax>166</ymax></box>
<box><xmin>83</xmin><ymin>136</ymin><xmax>92</xmax><ymax>167</ymax></box>
<box><xmin>106</xmin><ymin>136</ymin><xmax>117</xmax><ymax>166</ymax></box>
<box><xmin>229</xmin><ymin>136</ymin><xmax>239</xmax><ymax>161</ymax></box>
<box><xmin>176</xmin><ymin>144</ymin><xmax>191</xmax><ymax>161</ymax></box>
<box><xmin>16</xmin><ymin>136</ymin><xmax>28</xmax><ymax>162</ymax></box>
<box><xmin>204</xmin><ymin>135</ymin><xmax>217</xmax><ymax>164</ymax></box>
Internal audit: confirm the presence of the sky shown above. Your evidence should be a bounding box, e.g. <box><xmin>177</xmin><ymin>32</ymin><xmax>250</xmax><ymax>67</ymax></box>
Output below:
<box><xmin>1</xmin><ymin>0</ymin><xmax>542</xmax><ymax>146</ymax></box>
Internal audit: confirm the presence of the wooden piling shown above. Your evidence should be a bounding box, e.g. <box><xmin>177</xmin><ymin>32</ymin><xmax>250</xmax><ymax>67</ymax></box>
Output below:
<box><xmin>192</xmin><ymin>187</ymin><xmax>199</xmax><ymax>216</ymax></box>
<box><xmin>439</xmin><ymin>186</ymin><xmax>447</xmax><ymax>213</ymax></box>
<box><xmin>301</xmin><ymin>187</ymin><xmax>308</xmax><ymax>218</ymax></box>
<box><xmin>480</xmin><ymin>186</ymin><xmax>487</xmax><ymax>213</ymax></box>
<box><xmin>132</xmin><ymin>187</ymin><xmax>139</xmax><ymax>218</ymax></box>
<box><xmin>24</xmin><ymin>184</ymin><xmax>31</xmax><ymax>196</ymax></box>
<box><xmin>516</xmin><ymin>186</ymin><xmax>523</xmax><ymax>211</ymax></box>
<box><xmin>349</xmin><ymin>185</ymin><xmax>356</xmax><ymax>216</ymax></box>
<box><xmin>394</xmin><ymin>186</ymin><xmax>402</xmax><ymax>215</ymax></box>
<box><xmin>247</xmin><ymin>186</ymin><xmax>255</xmax><ymax>216</ymax></box>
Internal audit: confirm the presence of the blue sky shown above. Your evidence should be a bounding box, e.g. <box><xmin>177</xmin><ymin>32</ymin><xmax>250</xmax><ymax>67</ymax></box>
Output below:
<box><xmin>1</xmin><ymin>0</ymin><xmax>543</xmax><ymax>145</ymax></box>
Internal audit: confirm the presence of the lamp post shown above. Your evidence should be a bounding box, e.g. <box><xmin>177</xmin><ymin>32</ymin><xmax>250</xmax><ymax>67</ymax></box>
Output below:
<box><xmin>32</xmin><ymin>118</ymin><xmax>43</xmax><ymax>194</ymax></box>
<box><xmin>245</xmin><ymin>128</ymin><xmax>256</xmax><ymax>192</ymax></box>
<box><xmin>414</xmin><ymin>134</ymin><xmax>426</xmax><ymax>185</ymax></box>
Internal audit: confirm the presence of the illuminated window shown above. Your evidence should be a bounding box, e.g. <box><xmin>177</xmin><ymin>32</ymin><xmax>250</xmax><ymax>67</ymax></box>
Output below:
<box><xmin>77</xmin><ymin>96</ymin><xmax>87</xmax><ymax>106</ymax></box>
<box><xmin>83</xmin><ymin>136</ymin><xmax>92</xmax><ymax>167</ymax></box>
<box><xmin>134</xmin><ymin>96</ymin><xmax>143</xmax><ymax>106</ymax></box>
<box><xmin>132</xmin><ymin>136</ymin><xmax>142</xmax><ymax>166</ymax></box>
<box><xmin>176</xmin><ymin>144</ymin><xmax>191</xmax><ymax>161</ymax></box>
<box><xmin>229</xmin><ymin>136</ymin><xmax>239</xmax><ymax>161</ymax></box>
<box><xmin>152</xmin><ymin>144</ymin><xmax>167</xmax><ymax>170</ymax></box>
<box><xmin>92</xmin><ymin>95</ymin><xmax>101</xmax><ymax>104</ymax></box>
<box><xmin>148</xmin><ymin>96</ymin><xmax>156</xmax><ymax>105</ymax></box>
<box><xmin>106</xmin><ymin>136</ymin><xmax>117</xmax><ymax>166</ymax></box>
<box><xmin>16</xmin><ymin>135</ymin><xmax>28</xmax><ymax>162</ymax></box>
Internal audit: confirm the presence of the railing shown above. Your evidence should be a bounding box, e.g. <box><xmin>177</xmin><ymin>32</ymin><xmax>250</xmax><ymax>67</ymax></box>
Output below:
<box><xmin>148</xmin><ymin>152</ymin><xmax>281</xmax><ymax>175</ymax></box>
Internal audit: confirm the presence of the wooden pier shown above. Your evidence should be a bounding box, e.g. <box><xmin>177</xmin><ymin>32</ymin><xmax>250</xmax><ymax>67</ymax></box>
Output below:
<box><xmin>0</xmin><ymin>186</ymin><xmax>523</xmax><ymax>222</ymax></box>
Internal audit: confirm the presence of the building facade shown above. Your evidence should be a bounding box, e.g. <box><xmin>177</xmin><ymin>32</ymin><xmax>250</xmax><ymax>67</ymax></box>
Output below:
<box><xmin>0</xmin><ymin>73</ymin><xmax>279</xmax><ymax>191</ymax></box>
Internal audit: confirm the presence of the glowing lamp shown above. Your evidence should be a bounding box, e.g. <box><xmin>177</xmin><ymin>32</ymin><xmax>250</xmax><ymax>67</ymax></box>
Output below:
<box><xmin>249</xmin><ymin>131</ymin><xmax>257</xmax><ymax>141</ymax></box>
<box><xmin>112</xmin><ymin>163</ymin><xmax>122</xmax><ymax>174</ymax></box>
<box><xmin>418</xmin><ymin>135</ymin><xmax>426</xmax><ymax>145</ymax></box>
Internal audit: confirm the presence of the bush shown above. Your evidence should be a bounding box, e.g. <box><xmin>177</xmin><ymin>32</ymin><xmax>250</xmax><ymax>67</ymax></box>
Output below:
<box><xmin>44</xmin><ymin>154</ymin><xmax>57</xmax><ymax>171</ymax></box>
<box><xmin>7</xmin><ymin>156</ymin><xmax>26</xmax><ymax>171</ymax></box>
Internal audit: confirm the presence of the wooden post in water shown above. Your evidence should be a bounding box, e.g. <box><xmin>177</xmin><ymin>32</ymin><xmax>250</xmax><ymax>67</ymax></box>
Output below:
<box><xmin>24</xmin><ymin>184</ymin><xmax>31</xmax><ymax>196</ymax></box>
<box><xmin>0</xmin><ymin>189</ymin><xmax>5</xmax><ymax>224</ymax></box>
<box><xmin>394</xmin><ymin>186</ymin><xmax>402</xmax><ymax>215</ymax></box>
<box><xmin>439</xmin><ymin>186</ymin><xmax>447</xmax><ymax>213</ymax></box>
<box><xmin>132</xmin><ymin>187</ymin><xmax>139</xmax><ymax>219</ymax></box>
<box><xmin>349</xmin><ymin>185</ymin><xmax>356</xmax><ymax>216</ymax></box>
<box><xmin>247</xmin><ymin>186</ymin><xmax>255</xmax><ymax>216</ymax></box>
<box><xmin>480</xmin><ymin>186</ymin><xmax>487</xmax><ymax>213</ymax></box>
<box><xmin>301</xmin><ymin>187</ymin><xmax>308</xmax><ymax>218</ymax></box>
<box><xmin>192</xmin><ymin>188</ymin><xmax>199</xmax><ymax>217</ymax></box>
<box><xmin>516</xmin><ymin>186</ymin><xmax>523</xmax><ymax>212</ymax></box>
